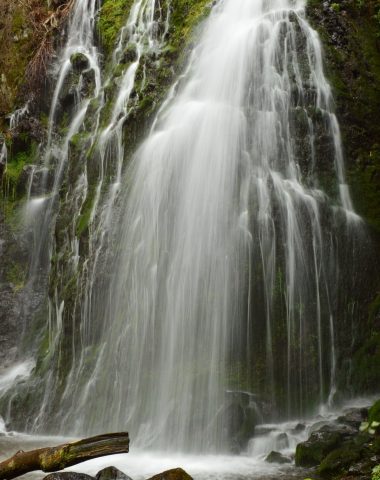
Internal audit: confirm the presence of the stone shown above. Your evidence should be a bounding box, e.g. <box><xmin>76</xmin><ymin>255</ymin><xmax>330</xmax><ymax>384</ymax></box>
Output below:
<box><xmin>146</xmin><ymin>468</ymin><xmax>193</xmax><ymax>480</ymax></box>
<box><xmin>317</xmin><ymin>446</ymin><xmax>362</xmax><ymax>477</ymax></box>
<box><xmin>292</xmin><ymin>423</ymin><xmax>306</xmax><ymax>433</ymax></box>
<box><xmin>122</xmin><ymin>44</ymin><xmax>138</xmax><ymax>63</ymax></box>
<box><xmin>44</xmin><ymin>473</ymin><xmax>94</xmax><ymax>480</ymax></box>
<box><xmin>295</xmin><ymin>424</ymin><xmax>355</xmax><ymax>467</ymax></box>
<box><xmin>70</xmin><ymin>52</ymin><xmax>90</xmax><ymax>72</ymax></box>
<box><xmin>265</xmin><ymin>451</ymin><xmax>292</xmax><ymax>464</ymax></box>
<box><xmin>96</xmin><ymin>467</ymin><xmax>133</xmax><ymax>480</ymax></box>
<box><xmin>337</xmin><ymin>408</ymin><xmax>367</xmax><ymax>428</ymax></box>
<box><xmin>276</xmin><ymin>432</ymin><xmax>289</xmax><ymax>449</ymax></box>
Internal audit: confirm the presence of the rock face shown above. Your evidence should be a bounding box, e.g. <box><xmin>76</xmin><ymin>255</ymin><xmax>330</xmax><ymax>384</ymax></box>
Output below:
<box><xmin>306</xmin><ymin>0</ymin><xmax>380</xmax><ymax>397</ymax></box>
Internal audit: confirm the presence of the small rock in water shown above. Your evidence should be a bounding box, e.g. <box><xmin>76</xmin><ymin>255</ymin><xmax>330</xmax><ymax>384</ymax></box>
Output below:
<box><xmin>265</xmin><ymin>451</ymin><xmax>292</xmax><ymax>464</ymax></box>
<box><xmin>70</xmin><ymin>52</ymin><xmax>89</xmax><ymax>72</ymax></box>
<box><xmin>276</xmin><ymin>432</ymin><xmax>289</xmax><ymax>449</ymax></box>
<box><xmin>292</xmin><ymin>423</ymin><xmax>306</xmax><ymax>433</ymax></box>
<box><xmin>96</xmin><ymin>467</ymin><xmax>133</xmax><ymax>480</ymax></box>
<box><xmin>44</xmin><ymin>473</ymin><xmax>95</xmax><ymax>480</ymax></box>
<box><xmin>146</xmin><ymin>468</ymin><xmax>193</xmax><ymax>480</ymax></box>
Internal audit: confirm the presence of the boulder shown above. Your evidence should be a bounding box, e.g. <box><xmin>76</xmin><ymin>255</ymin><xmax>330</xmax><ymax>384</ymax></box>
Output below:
<box><xmin>70</xmin><ymin>53</ymin><xmax>90</xmax><ymax>72</ymax></box>
<box><xmin>44</xmin><ymin>473</ymin><xmax>94</xmax><ymax>480</ymax></box>
<box><xmin>276</xmin><ymin>432</ymin><xmax>289</xmax><ymax>449</ymax></box>
<box><xmin>122</xmin><ymin>44</ymin><xmax>138</xmax><ymax>63</ymax></box>
<box><xmin>317</xmin><ymin>446</ymin><xmax>362</xmax><ymax>477</ymax></box>
<box><xmin>295</xmin><ymin>424</ymin><xmax>355</xmax><ymax>467</ymax></box>
<box><xmin>292</xmin><ymin>423</ymin><xmax>306</xmax><ymax>434</ymax></box>
<box><xmin>265</xmin><ymin>451</ymin><xmax>292</xmax><ymax>464</ymax></box>
<box><xmin>337</xmin><ymin>408</ymin><xmax>368</xmax><ymax>428</ymax></box>
<box><xmin>96</xmin><ymin>467</ymin><xmax>133</xmax><ymax>480</ymax></box>
<box><xmin>146</xmin><ymin>468</ymin><xmax>193</xmax><ymax>480</ymax></box>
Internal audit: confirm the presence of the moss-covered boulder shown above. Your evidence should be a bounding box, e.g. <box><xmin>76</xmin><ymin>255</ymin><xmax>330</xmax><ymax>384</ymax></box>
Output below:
<box><xmin>317</xmin><ymin>445</ymin><xmax>362</xmax><ymax>477</ymax></box>
<box><xmin>146</xmin><ymin>469</ymin><xmax>193</xmax><ymax>480</ymax></box>
<box><xmin>70</xmin><ymin>53</ymin><xmax>90</xmax><ymax>72</ymax></box>
<box><xmin>295</xmin><ymin>424</ymin><xmax>354</xmax><ymax>467</ymax></box>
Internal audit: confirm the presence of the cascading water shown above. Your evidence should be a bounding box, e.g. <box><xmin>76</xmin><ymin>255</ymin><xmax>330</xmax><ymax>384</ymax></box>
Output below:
<box><xmin>42</xmin><ymin>0</ymin><xmax>361</xmax><ymax>451</ymax></box>
<box><xmin>2</xmin><ymin>0</ymin><xmax>366</xmax><ymax>457</ymax></box>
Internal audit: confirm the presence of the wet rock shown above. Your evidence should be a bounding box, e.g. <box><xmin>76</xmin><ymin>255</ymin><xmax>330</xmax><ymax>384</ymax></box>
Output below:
<box><xmin>59</xmin><ymin>71</ymin><xmax>78</xmax><ymax>109</ymax></box>
<box><xmin>44</xmin><ymin>473</ymin><xmax>94</xmax><ymax>480</ymax></box>
<box><xmin>295</xmin><ymin>424</ymin><xmax>355</xmax><ymax>467</ymax></box>
<box><xmin>81</xmin><ymin>68</ymin><xmax>96</xmax><ymax>98</ymax></box>
<box><xmin>317</xmin><ymin>445</ymin><xmax>362</xmax><ymax>477</ymax></box>
<box><xmin>265</xmin><ymin>450</ymin><xmax>292</xmax><ymax>464</ymax></box>
<box><xmin>338</xmin><ymin>408</ymin><xmax>368</xmax><ymax>428</ymax></box>
<box><xmin>96</xmin><ymin>466</ymin><xmax>133</xmax><ymax>480</ymax></box>
<box><xmin>292</xmin><ymin>423</ymin><xmax>306</xmax><ymax>434</ymax></box>
<box><xmin>276</xmin><ymin>432</ymin><xmax>289</xmax><ymax>450</ymax></box>
<box><xmin>221</xmin><ymin>390</ymin><xmax>262</xmax><ymax>452</ymax></box>
<box><xmin>122</xmin><ymin>44</ymin><xmax>138</xmax><ymax>63</ymax></box>
<box><xmin>146</xmin><ymin>468</ymin><xmax>193</xmax><ymax>480</ymax></box>
<box><xmin>70</xmin><ymin>52</ymin><xmax>90</xmax><ymax>72</ymax></box>
<box><xmin>254</xmin><ymin>425</ymin><xmax>278</xmax><ymax>436</ymax></box>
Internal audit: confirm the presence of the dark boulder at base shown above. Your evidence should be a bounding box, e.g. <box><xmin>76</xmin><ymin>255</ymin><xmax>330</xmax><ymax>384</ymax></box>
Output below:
<box><xmin>146</xmin><ymin>468</ymin><xmax>193</xmax><ymax>480</ymax></box>
<box><xmin>96</xmin><ymin>467</ymin><xmax>133</xmax><ymax>480</ymax></box>
<box><xmin>317</xmin><ymin>445</ymin><xmax>363</xmax><ymax>477</ymax></box>
<box><xmin>265</xmin><ymin>451</ymin><xmax>292</xmax><ymax>464</ymax></box>
<box><xmin>295</xmin><ymin>424</ymin><xmax>356</xmax><ymax>467</ymax></box>
<box><xmin>44</xmin><ymin>473</ymin><xmax>94</xmax><ymax>480</ymax></box>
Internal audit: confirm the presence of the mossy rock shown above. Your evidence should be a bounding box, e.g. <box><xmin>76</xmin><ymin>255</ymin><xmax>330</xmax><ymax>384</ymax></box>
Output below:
<box><xmin>317</xmin><ymin>446</ymin><xmax>362</xmax><ymax>477</ymax></box>
<box><xmin>70</xmin><ymin>52</ymin><xmax>89</xmax><ymax>72</ymax></box>
<box><xmin>369</xmin><ymin>399</ymin><xmax>380</xmax><ymax>424</ymax></box>
<box><xmin>295</xmin><ymin>428</ymin><xmax>344</xmax><ymax>467</ymax></box>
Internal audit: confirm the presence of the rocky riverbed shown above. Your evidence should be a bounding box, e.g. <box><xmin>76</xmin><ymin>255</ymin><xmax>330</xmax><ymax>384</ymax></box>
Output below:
<box><xmin>1</xmin><ymin>398</ymin><xmax>379</xmax><ymax>480</ymax></box>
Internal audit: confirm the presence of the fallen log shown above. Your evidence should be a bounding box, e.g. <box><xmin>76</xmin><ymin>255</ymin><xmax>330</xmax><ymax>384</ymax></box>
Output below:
<box><xmin>0</xmin><ymin>432</ymin><xmax>129</xmax><ymax>480</ymax></box>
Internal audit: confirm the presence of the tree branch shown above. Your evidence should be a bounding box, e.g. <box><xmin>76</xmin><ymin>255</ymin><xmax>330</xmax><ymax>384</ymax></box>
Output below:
<box><xmin>0</xmin><ymin>432</ymin><xmax>129</xmax><ymax>480</ymax></box>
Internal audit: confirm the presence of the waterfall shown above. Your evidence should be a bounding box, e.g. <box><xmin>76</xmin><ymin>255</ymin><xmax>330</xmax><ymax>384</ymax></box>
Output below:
<box><xmin>52</xmin><ymin>0</ymin><xmax>360</xmax><ymax>451</ymax></box>
<box><xmin>3</xmin><ymin>0</ymin><xmax>365</xmax><ymax>454</ymax></box>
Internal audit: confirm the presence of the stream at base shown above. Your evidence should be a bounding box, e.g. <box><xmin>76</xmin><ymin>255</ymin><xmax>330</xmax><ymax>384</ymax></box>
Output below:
<box><xmin>1</xmin><ymin>397</ymin><xmax>377</xmax><ymax>480</ymax></box>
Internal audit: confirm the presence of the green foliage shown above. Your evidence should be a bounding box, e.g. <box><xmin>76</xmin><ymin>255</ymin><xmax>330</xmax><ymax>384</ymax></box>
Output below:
<box><xmin>369</xmin><ymin>399</ymin><xmax>380</xmax><ymax>424</ymax></box>
<box><xmin>373</xmin><ymin>465</ymin><xmax>380</xmax><ymax>480</ymax></box>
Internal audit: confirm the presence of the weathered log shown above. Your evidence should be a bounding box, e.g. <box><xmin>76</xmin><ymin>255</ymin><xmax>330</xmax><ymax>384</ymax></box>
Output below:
<box><xmin>0</xmin><ymin>432</ymin><xmax>129</xmax><ymax>480</ymax></box>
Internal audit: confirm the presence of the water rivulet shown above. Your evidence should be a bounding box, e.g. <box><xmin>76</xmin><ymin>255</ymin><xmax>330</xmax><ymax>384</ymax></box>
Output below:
<box><xmin>1</xmin><ymin>0</ymin><xmax>367</xmax><ymax>453</ymax></box>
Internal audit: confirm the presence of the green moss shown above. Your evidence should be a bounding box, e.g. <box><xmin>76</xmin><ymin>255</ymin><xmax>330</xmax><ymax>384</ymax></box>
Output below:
<box><xmin>295</xmin><ymin>431</ymin><xmax>342</xmax><ymax>467</ymax></box>
<box><xmin>317</xmin><ymin>446</ymin><xmax>362</xmax><ymax>477</ymax></box>
<box><xmin>98</xmin><ymin>0</ymin><xmax>134</xmax><ymax>55</ymax></box>
<box><xmin>369</xmin><ymin>399</ymin><xmax>380</xmax><ymax>424</ymax></box>
<box><xmin>167</xmin><ymin>0</ymin><xmax>211</xmax><ymax>62</ymax></box>
<box><xmin>76</xmin><ymin>186</ymin><xmax>96</xmax><ymax>236</ymax></box>
<box><xmin>6</xmin><ymin>261</ymin><xmax>26</xmax><ymax>292</ymax></box>
<box><xmin>5</xmin><ymin>151</ymin><xmax>27</xmax><ymax>183</ymax></box>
